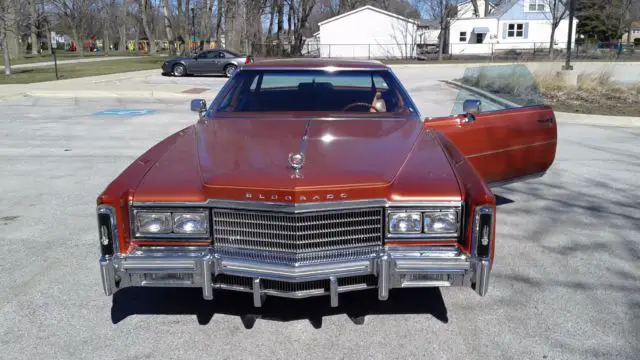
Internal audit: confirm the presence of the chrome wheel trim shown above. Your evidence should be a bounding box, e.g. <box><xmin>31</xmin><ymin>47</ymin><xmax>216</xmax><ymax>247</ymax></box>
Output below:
<box><xmin>173</xmin><ymin>64</ymin><xmax>185</xmax><ymax>76</ymax></box>
<box><xmin>225</xmin><ymin>65</ymin><xmax>237</xmax><ymax>77</ymax></box>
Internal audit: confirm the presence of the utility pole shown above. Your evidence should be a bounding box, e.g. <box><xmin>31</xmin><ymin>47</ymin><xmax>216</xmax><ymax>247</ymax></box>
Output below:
<box><xmin>562</xmin><ymin>0</ymin><xmax>576</xmax><ymax>70</ymax></box>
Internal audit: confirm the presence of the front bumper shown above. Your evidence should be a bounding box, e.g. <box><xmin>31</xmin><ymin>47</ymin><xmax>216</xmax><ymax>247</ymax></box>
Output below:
<box><xmin>100</xmin><ymin>246</ymin><xmax>490</xmax><ymax>307</ymax></box>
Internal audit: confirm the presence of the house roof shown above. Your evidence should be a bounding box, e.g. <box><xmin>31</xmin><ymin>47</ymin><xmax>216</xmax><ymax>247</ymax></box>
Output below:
<box><xmin>416</xmin><ymin>19</ymin><xmax>440</xmax><ymax>28</ymax></box>
<box><xmin>318</xmin><ymin>5</ymin><xmax>418</xmax><ymax>26</ymax></box>
<box><xmin>489</xmin><ymin>0</ymin><xmax>519</xmax><ymax>18</ymax></box>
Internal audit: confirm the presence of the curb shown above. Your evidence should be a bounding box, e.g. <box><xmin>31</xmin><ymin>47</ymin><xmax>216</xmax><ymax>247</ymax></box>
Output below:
<box><xmin>554</xmin><ymin>112</ymin><xmax>640</xmax><ymax>127</ymax></box>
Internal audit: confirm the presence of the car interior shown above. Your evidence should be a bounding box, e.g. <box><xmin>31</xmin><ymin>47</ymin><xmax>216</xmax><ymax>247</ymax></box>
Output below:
<box><xmin>217</xmin><ymin>73</ymin><xmax>410</xmax><ymax>113</ymax></box>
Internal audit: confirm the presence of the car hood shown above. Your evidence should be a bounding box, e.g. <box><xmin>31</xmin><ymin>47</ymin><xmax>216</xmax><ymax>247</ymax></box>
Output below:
<box><xmin>196</xmin><ymin>118</ymin><xmax>422</xmax><ymax>189</ymax></box>
<box><xmin>132</xmin><ymin>117</ymin><xmax>463</xmax><ymax>203</ymax></box>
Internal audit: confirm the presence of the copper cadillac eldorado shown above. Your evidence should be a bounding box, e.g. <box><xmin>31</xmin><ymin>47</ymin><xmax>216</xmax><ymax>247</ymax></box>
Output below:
<box><xmin>97</xmin><ymin>59</ymin><xmax>557</xmax><ymax>307</ymax></box>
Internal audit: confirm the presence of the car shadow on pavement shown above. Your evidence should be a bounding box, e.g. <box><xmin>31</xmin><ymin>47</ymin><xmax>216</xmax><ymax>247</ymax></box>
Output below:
<box><xmin>161</xmin><ymin>73</ymin><xmax>227</xmax><ymax>78</ymax></box>
<box><xmin>110</xmin><ymin>287</ymin><xmax>448</xmax><ymax>328</ymax></box>
<box><xmin>494</xmin><ymin>194</ymin><xmax>515</xmax><ymax>206</ymax></box>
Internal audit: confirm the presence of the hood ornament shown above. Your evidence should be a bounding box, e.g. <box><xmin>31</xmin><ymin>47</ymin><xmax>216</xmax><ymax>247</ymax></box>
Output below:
<box><xmin>289</xmin><ymin>118</ymin><xmax>311</xmax><ymax>178</ymax></box>
<box><xmin>289</xmin><ymin>152</ymin><xmax>305</xmax><ymax>178</ymax></box>
<box><xmin>288</xmin><ymin>152</ymin><xmax>305</xmax><ymax>170</ymax></box>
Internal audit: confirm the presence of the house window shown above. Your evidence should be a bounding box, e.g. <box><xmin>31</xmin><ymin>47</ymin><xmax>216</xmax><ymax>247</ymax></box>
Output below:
<box><xmin>632</xmin><ymin>28</ymin><xmax>640</xmax><ymax>34</ymax></box>
<box><xmin>507</xmin><ymin>23</ymin><xmax>525</xmax><ymax>38</ymax></box>
<box><xmin>528</xmin><ymin>0</ymin><xmax>545</xmax><ymax>11</ymax></box>
<box><xmin>459</xmin><ymin>32</ymin><xmax>467</xmax><ymax>42</ymax></box>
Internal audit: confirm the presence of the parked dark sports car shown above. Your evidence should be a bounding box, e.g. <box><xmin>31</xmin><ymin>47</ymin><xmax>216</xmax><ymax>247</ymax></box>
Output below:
<box><xmin>161</xmin><ymin>49</ymin><xmax>253</xmax><ymax>77</ymax></box>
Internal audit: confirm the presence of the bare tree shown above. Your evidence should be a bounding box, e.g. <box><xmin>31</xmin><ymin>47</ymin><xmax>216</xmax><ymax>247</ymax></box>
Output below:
<box><xmin>162</xmin><ymin>0</ymin><xmax>176</xmax><ymax>54</ymax></box>
<box><xmin>285</xmin><ymin>0</ymin><xmax>316</xmax><ymax>55</ymax></box>
<box><xmin>139</xmin><ymin>0</ymin><xmax>156</xmax><ymax>53</ymax></box>
<box><xmin>470</xmin><ymin>0</ymin><xmax>480</xmax><ymax>16</ymax></box>
<box><xmin>52</xmin><ymin>0</ymin><xmax>94</xmax><ymax>57</ymax></box>
<box><xmin>215</xmin><ymin>0</ymin><xmax>224</xmax><ymax>44</ymax></box>
<box><xmin>28</xmin><ymin>0</ymin><xmax>39</xmax><ymax>55</ymax></box>
<box><xmin>543</xmin><ymin>0</ymin><xmax>568</xmax><ymax>57</ymax></box>
<box><xmin>419</xmin><ymin>0</ymin><xmax>460</xmax><ymax>60</ymax></box>
<box><xmin>266</xmin><ymin>0</ymin><xmax>276</xmax><ymax>40</ymax></box>
<box><xmin>1</xmin><ymin>0</ymin><xmax>20</xmax><ymax>64</ymax></box>
<box><xmin>1</xmin><ymin>0</ymin><xmax>16</xmax><ymax>74</ymax></box>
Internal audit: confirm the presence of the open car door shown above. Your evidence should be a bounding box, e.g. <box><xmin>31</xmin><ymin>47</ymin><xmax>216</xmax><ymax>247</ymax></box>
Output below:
<box><xmin>426</xmin><ymin>104</ymin><xmax>557</xmax><ymax>186</ymax></box>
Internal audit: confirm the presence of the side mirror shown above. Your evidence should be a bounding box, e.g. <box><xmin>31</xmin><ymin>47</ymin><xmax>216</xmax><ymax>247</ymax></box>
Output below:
<box><xmin>190</xmin><ymin>99</ymin><xmax>207</xmax><ymax>117</ymax></box>
<box><xmin>462</xmin><ymin>99</ymin><xmax>481</xmax><ymax>122</ymax></box>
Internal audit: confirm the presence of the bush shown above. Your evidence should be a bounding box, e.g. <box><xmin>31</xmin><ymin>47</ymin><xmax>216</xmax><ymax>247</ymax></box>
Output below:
<box><xmin>634</xmin><ymin>38</ymin><xmax>640</xmax><ymax>46</ymax></box>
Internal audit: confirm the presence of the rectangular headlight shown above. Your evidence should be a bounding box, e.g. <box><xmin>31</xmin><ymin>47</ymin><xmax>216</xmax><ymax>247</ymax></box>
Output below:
<box><xmin>172</xmin><ymin>212</ymin><xmax>208</xmax><ymax>234</ymax></box>
<box><xmin>135</xmin><ymin>211</ymin><xmax>172</xmax><ymax>235</ymax></box>
<box><xmin>423</xmin><ymin>210</ymin><xmax>458</xmax><ymax>234</ymax></box>
<box><xmin>133</xmin><ymin>209</ymin><xmax>210</xmax><ymax>238</ymax></box>
<box><xmin>388</xmin><ymin>212</ymin><xmax>422</xmax><ymax>234</ymax></box>
<box><xmin>386</xmin><ymin>206</ymin><xmax>461</xmax><ymax>238</ymax></box>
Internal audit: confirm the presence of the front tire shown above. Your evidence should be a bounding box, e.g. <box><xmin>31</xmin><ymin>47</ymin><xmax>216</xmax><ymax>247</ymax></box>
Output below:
<box><xmin>224</xmin><ymin>64</ymin><xmax>237</xmax><ymax>78</ymax></box>
<box><xmin>173</xmin><ymin>64</ymin><xmax>186</xmax><ymax>77</ymax></box>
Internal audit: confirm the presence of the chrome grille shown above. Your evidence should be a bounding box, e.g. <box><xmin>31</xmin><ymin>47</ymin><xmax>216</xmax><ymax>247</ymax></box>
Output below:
<box><xmin>212</xmin><ymin>208</ymin><xmax>383</xmax><ymax>262</ymax></box>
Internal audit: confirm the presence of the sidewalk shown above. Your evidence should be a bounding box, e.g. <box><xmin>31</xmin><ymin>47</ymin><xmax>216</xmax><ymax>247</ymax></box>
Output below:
<box><xmin>0</xmin><ymin>56</ymin><xmax>146</xmax><ymax>70</ymax></box>
<box><xmin>0</xmin><ymin>70</ymin><xmax>225</xmax><ymax>101</ymax></box>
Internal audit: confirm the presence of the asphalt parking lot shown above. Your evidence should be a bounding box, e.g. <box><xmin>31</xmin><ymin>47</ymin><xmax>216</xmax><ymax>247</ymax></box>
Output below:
<box><xmin>0</xmin><ymin>90</ymin><xmax>638</xmax><ymax>359</ymax></box>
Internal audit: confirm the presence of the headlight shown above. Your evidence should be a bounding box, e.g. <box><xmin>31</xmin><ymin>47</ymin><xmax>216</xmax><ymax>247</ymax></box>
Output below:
<box><xmin>388</xmin><ymin>212</ymin><xmax>422</xmax><ymax>233</ymax></box>
<box><xmin>387</xmin><ymin>207</ymin><xmax>461</xmax><ymax>237</ymax></box>
<box><xmin>172</xmin><ymin>212</ymin><xmax>208</xmax><ymax>234</ymax></box>
<box><xmin>134</xmin><ymin>209</ymin><xmax>209</xmax><ymax>238</ymax></box>
<box><xmin>136</xmin><ymin>212</ymin><xmax>172</xmax><ymax>234</ymax></box>
<box><xmin>423</xmin><ymin>211</ymin><xmax>458</xmax><ymax>234</ymax></box>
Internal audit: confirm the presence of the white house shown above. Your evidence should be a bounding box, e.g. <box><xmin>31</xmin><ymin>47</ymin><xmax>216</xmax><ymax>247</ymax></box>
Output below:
<box><xmin>448</xmin><ymin>0</ymin><xmax>578</xmax><ymax>55</ymax></box>
<box><xmin>318</xmin><ymin>5</ymin><xmax>420</xmax><ymax>59</ymax></box>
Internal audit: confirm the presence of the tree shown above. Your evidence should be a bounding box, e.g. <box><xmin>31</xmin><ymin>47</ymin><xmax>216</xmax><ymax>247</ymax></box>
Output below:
<box><xmin>52</xmin><ymin>0</ymin><xmax>94</xmax><ymax>57</ymax></box>
<box><xmin>28</xmin><ymin>0</ymin><xmax>39</xmax><ymax>55</ymax></box>
<box><xmin>215</xmin><ymin>0</ymin><xmax>224</xmax><ymax>42</ymax></box>
<box><xmin>543</xmin><ymin>0</ymin><xmax>569</xmax><ymax>57</ymax></box>
<box><xmin>139</xmin><ymin>0</ymin><xmax>156</xmax><ymax>54</ymax></box>
<box><xmin>577</xmin><ymin>0</ymin><xmax>637</xmax><ymax>41</ymax></box>
<box><xmin>418</xmin><ymin>0</ymin><xmax>460</xmax><ymax>60</ymax></box>
<box><xmin>162</xmin><ymin>0</ymin><xmax>176</xmax><ymax>54</ymax></box>
<box><xmin>0</xmin><ymin>0</ymin><xmax>19</xmax><ymax>65</ymax></box>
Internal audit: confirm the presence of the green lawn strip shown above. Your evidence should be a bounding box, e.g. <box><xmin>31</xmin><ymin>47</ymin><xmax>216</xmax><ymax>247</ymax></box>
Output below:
<box><xmin>0</xmin><ymin>51</ymin><xmax>170</xmax><ymax>66</ymax></box>
<box><xmin>0</xmin><ymin>57</ymin><xmax>165</xmax><ymax>84</ymax></box>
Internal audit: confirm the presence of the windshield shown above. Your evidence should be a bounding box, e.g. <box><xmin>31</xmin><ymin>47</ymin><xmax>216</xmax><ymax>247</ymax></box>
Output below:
<box><xmin>213</xmin><ymin>69</ymin><xmax>416</xmax><ymax>114</ymax></box>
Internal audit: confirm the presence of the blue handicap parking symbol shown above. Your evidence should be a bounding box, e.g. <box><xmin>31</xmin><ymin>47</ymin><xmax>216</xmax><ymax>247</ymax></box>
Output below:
<box><xmin>94</xmin><ymin>109</ymin><xmax>155</xmax><ymax>117</ymax></box>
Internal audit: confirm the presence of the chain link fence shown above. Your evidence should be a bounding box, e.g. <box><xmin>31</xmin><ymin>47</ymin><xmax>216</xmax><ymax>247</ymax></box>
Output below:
<box><xmin>250</xmin><ymin>41</ymin><xmax>640</xmax><ymax>62</ymax></box>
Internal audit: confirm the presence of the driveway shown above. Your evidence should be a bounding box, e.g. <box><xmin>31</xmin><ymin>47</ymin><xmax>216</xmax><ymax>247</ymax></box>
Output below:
<box><xmin>0</xmin><ymin>94</ymin><xmax>637</xmax><ymax>359</ymax></box>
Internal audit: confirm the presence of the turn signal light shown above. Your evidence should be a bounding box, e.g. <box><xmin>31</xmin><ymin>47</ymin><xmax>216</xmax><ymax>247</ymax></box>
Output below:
<box><xmin>98</xmin><ymin>212</ymin><xmax>114</xmax><ymax>256</ymax></box>
<box><xmin>474</xmin><ymin>207</ymin><xmax>493</xmax><ymax>258</ymax></box>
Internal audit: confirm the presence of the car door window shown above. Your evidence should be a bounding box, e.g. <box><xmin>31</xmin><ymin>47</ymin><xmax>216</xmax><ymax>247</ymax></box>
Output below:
<box><xmin>217</xmin><ymin>52</ymin><xmax>227</xmax><ymax>58</ymax></box>
<box><xmin>202</xmin><ymin>51</ymin><xmax>219</xmax><ymax>59</ymax></box>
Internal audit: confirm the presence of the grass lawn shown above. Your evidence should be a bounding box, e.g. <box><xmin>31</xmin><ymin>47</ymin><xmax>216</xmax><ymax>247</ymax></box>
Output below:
<box><xmin>0</xmin><ymin>51</ymin><xmax>148</xmax><ymax>66</ymax></box>
<box><xmin>536</xmin><ymin>71</ymin><xmax>640</xmax><ymax>117</ymax></box>
<box><xmin>0</xmin><ymin>56</ymin><xmax>165</xmax><ymax>84</ymax></box>
<box><xmin>456</xmin><ymin>64</ymin><xmax>640</xmax><ymax>117</ymax></box>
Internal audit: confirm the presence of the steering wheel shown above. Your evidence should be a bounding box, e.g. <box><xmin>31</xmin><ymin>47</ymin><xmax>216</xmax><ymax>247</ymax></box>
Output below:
<box><xmin>342</xmin><ymin>102</ymin><xmax>380</xmax><ymax>112</ymax></box>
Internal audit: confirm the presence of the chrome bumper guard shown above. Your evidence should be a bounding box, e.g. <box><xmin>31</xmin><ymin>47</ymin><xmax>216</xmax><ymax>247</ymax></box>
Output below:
<box><xmin>100</xmin><ymin>246</ymin><xmax>490</xmax><ymax>307</ymax></box>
